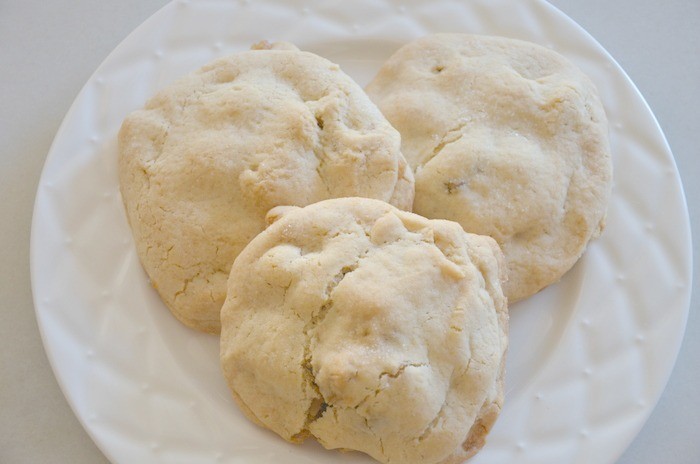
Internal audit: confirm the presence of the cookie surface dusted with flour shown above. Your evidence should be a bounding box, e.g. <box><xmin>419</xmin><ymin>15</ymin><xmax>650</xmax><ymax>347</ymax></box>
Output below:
<box><xmin>118</xmin><ymin>43</ymin><xmax>414</xmax><ymax>333</ymax></box>
<box><xmin>220</xmin><ymin>197</ymin><xmax>508</xmax><ymax>464</ymax></box>
<box><xmin>366</xmin><ymin>33</ymin><xmax>612</xmax><ymax>302</ymax></box>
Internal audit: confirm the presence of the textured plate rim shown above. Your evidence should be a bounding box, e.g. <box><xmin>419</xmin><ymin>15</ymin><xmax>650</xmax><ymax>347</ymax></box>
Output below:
<box><xmin>29</xmin><ymin>1</ymin><xmax>693</xmax><ymax>463</ymax></box>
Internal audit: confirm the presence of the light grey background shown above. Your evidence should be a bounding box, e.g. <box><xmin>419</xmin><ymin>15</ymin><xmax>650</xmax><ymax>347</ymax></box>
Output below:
<box><xmin>1</xmin><ymin>0</ymin><xmax>697</xmax><ymax>462</ymax></box>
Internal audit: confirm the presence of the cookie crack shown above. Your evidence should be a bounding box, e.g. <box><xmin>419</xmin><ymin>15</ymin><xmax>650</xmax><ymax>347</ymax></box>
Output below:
<box><xmin>416</xmin><ymin>361</ymin><xmax>472</xmax><ymax>444</ymax></box>
<box><xmin>312</xmin><ymin>135</ymin><xmax>332</xmax><ymax>198</ymax></box>
<box><xmin>355</xmin><ymin>362</ymin><xmax>428</xmax><ymax>411</ymax></box>
<box><xmin>305</xmin><ymin>95</ymin><xmax>332</xmax><ymax>197</ymax></box>
<box><xmin>351</xmin><ymin>362</ymin><xmax>427</xmax><ymax>462</ymax></box>
<box><xmin>163</xmin><ymin>244</ymin><xmax>175</xmax><ymax>261</ymax></box>
<box><xmin>380</xmin><ymin>362</ymin><xmax>427</xmax><ymax>381</ymax></box>
<box><xmin>314</xmin><ymin>161</ymin><xmax>331</xmax><ymax>196</ymax></box>
<box><xmin>294</xmin><ymin>252</ymin><xmax>368</xmax><ymax>440</ymax></box>
<box><xmin>305</xmin><ymin>88</ymin><xmax>380</xmax><ymax>197</ymax></box>
<box><xmin>560</xmin><ymin>171</ymin><xmax>574</xmax><ymax>214</ymax></box>
<box><xmin>150</xmin><ymin>86</ymin><xmax>206</xmax><ymax>165</ymax></box>
<box><xmin>417</xmin><ymin>120</ymin><xmax>470</xmax><ymax>172</ymax></box>
<box><xmin>295</xmin><ymin>319</ymin><xmax>331</xmax><ymax>441</ymax></box>
<box><xmin>173</xmin><ymin>270</ymin><xmax>200</xmax><ymax>301</ymax></box>
<box><xmin>416</xmin><ymin>396</ymin><xmax>449</xmax><ymax>443</ymax></box>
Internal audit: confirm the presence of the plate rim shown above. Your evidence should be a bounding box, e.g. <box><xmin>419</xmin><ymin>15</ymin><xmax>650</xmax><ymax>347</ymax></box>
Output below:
<box><xmin>30</xmin><ymin>0</ymin><xmax>693</xmax><ymax>463</ymax></box>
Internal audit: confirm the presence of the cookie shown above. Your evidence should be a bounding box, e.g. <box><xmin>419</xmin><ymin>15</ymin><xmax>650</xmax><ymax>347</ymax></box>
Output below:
<box><xmin>118</xmin><ymin>44</ymin><xmax>414</xmax><ymax>333</ymax></box>
<box><xmin>220</xmin><ymin>197</ymin><xmax>508</xmax><ymax>464</ymax></box>
<box><xmin>366</xmin><ymin>33</ymin><xmax>612</xmax><ymax>302</ymax></box>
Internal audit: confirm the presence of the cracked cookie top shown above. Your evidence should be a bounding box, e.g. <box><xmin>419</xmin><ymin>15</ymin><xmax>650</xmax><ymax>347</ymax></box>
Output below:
<box><xmin>118</xmin><ymin>43</ymin><xmax>414</xmax><ymax>333</ymax></box>
<box><xmin>220</xmin><ymin>197</ymin><xmax>508</xmax><ymax>464</ymax></box>
<box><xmin>366</xmin><ymin>33</ymin><xmax>612</xmax><ymax>302</ymax></box>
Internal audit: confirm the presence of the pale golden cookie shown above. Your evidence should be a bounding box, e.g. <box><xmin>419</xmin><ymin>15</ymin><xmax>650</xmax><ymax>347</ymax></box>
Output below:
<box><xmin>119</xmin><ymin>44</ymin><xmax>414</xmax><ymax>333</ymax></box>
<box><xmin>220</xmin><ymin>197</ymin><xmax>508</xmax><ymax>464</ymax></box>
<box><xmin>366</xmin><ymin>33</ymin><xmax>612</xmax><ymax>302</ymax></box>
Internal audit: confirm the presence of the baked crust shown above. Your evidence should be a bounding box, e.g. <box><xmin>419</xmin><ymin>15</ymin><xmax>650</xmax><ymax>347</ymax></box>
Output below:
<box><xmin>118</xmin><ymin>44</ymin><xmax>414</xmax><ymax>332</ymax></box>
<box><xmin>366</xmin><ymin>33</ymin><xmax>612</xmax><ymax>302</ymax></box>
<box><xmin>220</xmin><ymin>197</ymin><xmax>508</xmax><ymax>464</ymax></box>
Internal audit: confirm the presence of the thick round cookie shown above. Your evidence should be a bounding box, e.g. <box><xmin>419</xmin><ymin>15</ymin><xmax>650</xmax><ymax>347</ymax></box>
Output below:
<box><xmin>119</xmin><ymin>44</ymin><xmax>414</xmax><ymax>333</ymax></box>
<box><xmin>366</xmin><ymin>33</ymin><xmax>612</xmax><ymax>302</ymax></box>
<box><xmin>220</xmin><ymin>197</ymin><xmax>508</xmax><ymax>464</ymax></box>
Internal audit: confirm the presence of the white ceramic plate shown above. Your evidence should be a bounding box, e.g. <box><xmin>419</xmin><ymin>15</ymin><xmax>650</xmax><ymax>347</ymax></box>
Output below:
<box><xmin>31</xmin><ymin>0</ymin><xmax>692</xmax><ymax>463</ymax></box>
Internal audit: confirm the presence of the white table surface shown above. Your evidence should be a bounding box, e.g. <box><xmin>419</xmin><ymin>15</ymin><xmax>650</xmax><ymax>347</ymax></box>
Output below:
<box><xmin>1</xmin><ymin>0</ymin><xmax>697</xmax><ymax>462</ymax></box>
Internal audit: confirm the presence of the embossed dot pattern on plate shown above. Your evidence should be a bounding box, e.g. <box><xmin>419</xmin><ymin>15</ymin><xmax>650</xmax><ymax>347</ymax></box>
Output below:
<box><xmin>29</xmin><ymin>1</ymin><xmax>692</xmax><ymax>464</ymax></box>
